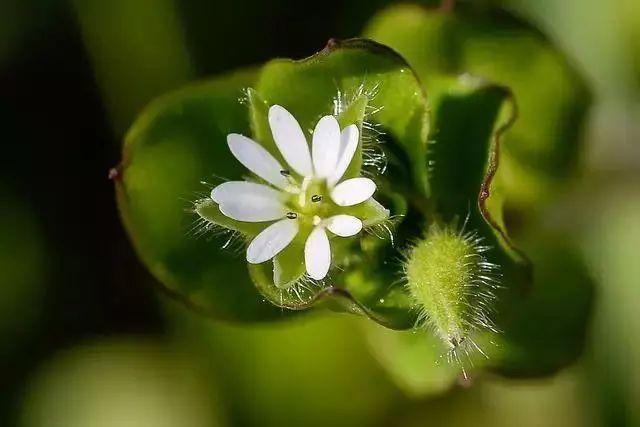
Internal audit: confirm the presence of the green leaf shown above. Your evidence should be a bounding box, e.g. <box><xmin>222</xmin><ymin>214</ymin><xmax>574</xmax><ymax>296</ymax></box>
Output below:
<box><xmin>341</xmin><ymin>267</ymin><xmax>416</xmax><ymax>330</ymax></box>
<box><xmin>364</xmin><ymin>4</ymin><xmax>591</xmax><ymax>212</ymax></box>
<box><xmin>426</xmin><ymin>76</ymin><xmax>525</xmax><ymax>263</ymax></box>
<box><xmin>489</xmin><ymin>232</ymin><xmax>594</xmax><ymax>377</ymax></box>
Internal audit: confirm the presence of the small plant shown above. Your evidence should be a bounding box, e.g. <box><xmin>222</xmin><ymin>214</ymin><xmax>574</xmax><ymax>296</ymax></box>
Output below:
<box><xmin>115</xmin><ymin>3</ymin><xmax>593</xmax><ymax>396</ymax></box>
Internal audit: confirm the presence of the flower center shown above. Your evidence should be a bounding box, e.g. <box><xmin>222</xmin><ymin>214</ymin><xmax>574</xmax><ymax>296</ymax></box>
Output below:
<box><xmin>285</xmin><ymin>178</ymin><xmax>332</xmax><ymax>226</ymax></box>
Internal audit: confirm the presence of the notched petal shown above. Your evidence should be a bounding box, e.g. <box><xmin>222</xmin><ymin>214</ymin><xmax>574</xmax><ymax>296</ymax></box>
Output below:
<box><xmin>211</xmin><ymin>181</ymin><xmax>287</xmax><ymax>222</ymax></box>
<box><xmin>312</xmin><ymin>115</ymin><xmax>341</xmax><ymax>178</ymax></box>
<box><xmin>227</xmin><ymin>133</ymin><xmax>288</xmax><ymax>189</ymax></box>
<box><xmin>330</xmin><ymin>177</ymin><xmax>377</xmax><ymax>206</ymax></box>
<box><xmin>304</xmin><ymin>227</ymin><xmax>331</xmax><ymax>280</ymax></box>
<box><xmin>268</xmin><ymin>105</ymin><xmax>313</xmax><ymax>177</ymax></box>
<box><xmin>246</xmin><ymin>218</ymin><xmax>299</xmax><ymax>264</ymax></box>
<box><xmin>326</xmin><ymin>215</ymin><xmax>363</xmax><ymax>237</ymax></box>
<box><xmin>328</xmin><ymin>125</ymin><xmax>359</xmax><ymax>187</ymax></box>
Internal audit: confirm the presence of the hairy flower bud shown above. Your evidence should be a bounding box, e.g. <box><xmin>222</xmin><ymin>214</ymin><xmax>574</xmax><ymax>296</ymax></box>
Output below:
<box><xmin>404</xmin><ymin>222</ymin><xmax>500</xmax><ymax>360</ymax></box>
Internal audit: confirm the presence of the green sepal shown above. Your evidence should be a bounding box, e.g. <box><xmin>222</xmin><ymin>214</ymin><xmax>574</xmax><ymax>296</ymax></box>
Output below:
<box><xmin>337</xmin><ymin>94</ymin><xmax>368</xmax><ymax>181</ymax></box>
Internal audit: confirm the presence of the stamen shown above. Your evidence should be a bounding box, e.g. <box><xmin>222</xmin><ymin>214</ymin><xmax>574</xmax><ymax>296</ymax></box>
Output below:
<box><xmin>286</xmin><ymin>212</ymin><xmax>298</xmax><ymax>219</ymax></box>
<box><xmin>311</xmin><ymin>194</ymin><xmax>322</xmax><ymax>203</ymax></box>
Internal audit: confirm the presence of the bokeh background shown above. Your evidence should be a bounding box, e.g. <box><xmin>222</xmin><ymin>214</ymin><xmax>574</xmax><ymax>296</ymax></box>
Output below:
<box><xmin>1</xmin><ymin>0</ymin><xmax>639</xmax><ymax>426</ymax></box>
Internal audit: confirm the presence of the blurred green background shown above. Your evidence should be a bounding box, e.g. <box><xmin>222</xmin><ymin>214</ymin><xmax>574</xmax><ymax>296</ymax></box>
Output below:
<box><xmin>1</xmin><ymin>0</ymin><xmax>638</xmax><ymax>426</ymax></box>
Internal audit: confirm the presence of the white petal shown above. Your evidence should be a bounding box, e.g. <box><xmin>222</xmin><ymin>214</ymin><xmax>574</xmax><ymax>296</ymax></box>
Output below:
<box><xmin>304</xmin><ymin>227</ymin><xmax>331</xmax><ymax>280</ymax></box>
<box><xmin>268</xmin><ymin>105</ymin><xmax>313</xmax><ymax>177</ymax></box>
<box><xmin>311</xmin><ymin>115</ymin><xmax>341</xmax><ymax>178</ymax></box>
<box><xmin>328</xmin><ymin>125</ymin><xmax>359</xmax><ymax>187</ymax></box>
<box><xmin>227</xmin><ymin>134</ymin><xmax>288</xmax><ymax>189</ymax></box>
<box><xmin>211</xmin><ymin>181</ymin><xmax>286</xmax><ymax>222</ymax></box>
<box><xmin>326</xmin><ymin>215</ymin><xmax>363</xmax><ymax>237</ymax></box>
<box><xmin>211</xmin><ymin>181</ymin><xmax>281</xmax><ymax>204</ymax></box>
<box><xmin>246</xmin><ymin>219</ymin><xmax>299</xmax><ymax>264</ymax></box>
<box><xmin>330</xmin><ymin>177</ymin><xmax>377</xmax><ymax>207</ymax></box>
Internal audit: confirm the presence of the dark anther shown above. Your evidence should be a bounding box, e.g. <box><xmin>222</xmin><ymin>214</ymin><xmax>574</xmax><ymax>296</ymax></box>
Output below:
<box><xmin>311</xmin><ymin>194</ymin><xmax>323</xmax><ymax>203</ymax></box>
<box><xmin>280</xmin><ymin>169</ymin><xmax>291</xmax><ymax>177</ymax></box>
<box><xmin>286</xmin><ymin>212</ymin><xmax>298</xmax><ymax>219</ymax></box>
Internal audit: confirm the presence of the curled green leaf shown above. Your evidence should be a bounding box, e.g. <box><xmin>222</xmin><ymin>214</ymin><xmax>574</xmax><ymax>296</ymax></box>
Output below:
<box><xmin>365</xmin><ymin>3</ymin><xmax>591</xmax><ymax>212</ymax></box>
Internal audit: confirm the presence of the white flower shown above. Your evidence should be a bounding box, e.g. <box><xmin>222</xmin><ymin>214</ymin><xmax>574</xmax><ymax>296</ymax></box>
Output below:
<box><xmin>210</xmin><ymin>104</ymin><xmax>380</xmax><ymax>280</ymax></box>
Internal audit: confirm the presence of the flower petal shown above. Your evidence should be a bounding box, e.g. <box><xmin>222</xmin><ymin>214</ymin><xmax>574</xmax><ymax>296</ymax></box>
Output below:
<box><xmin>304</xmin><ymin>226</ymin><xmax>331</xmax><ymax>280</ymax></box>
<box><xmin>330</xmin><ymin>177</ymin><xmax>377</xmax><ymax>206</ymax></box>
<box><xmin>246</xmin><ymin>218</ymin><xmax>299</xmax><ymax>264</ymax></box>
<box><xmin>326</xmin><ymin>215</ymin><xmax>363</xmax><ymax>237</ymax></box>
<box><xmin>311</xmin><ymin>115</ymin><xmax>341</xmax><ymax>178</ymax></box>
<box><xmin>328</xmin><ymin>124</ymin><xmax>359</xmax><ymax>187</ymax></box>
<box><xmin>268</xmin><ymin>105</ymin><xmax>313</xmax><ymax>177</ymax></box>
<box><xmin>227</xmin><ymin>133</ymin><xmax>288</xmax><ymax>189</ymax></box>
<box><xmin>211</xmin><ymin>181</ymin><xmax>286</xmax><ymax>222</ymax></box>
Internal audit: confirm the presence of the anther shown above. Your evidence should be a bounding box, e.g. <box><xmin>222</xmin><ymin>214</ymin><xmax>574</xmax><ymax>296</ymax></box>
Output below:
<box><xmin>311</xmin><ymin>194</ymin><xmax>322</xmax><ymax>203</ymax></box>
<box><xmin>286</xmin><ymin>212</ymin><xmax>298</xmax><ymax>219</ymax></box>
